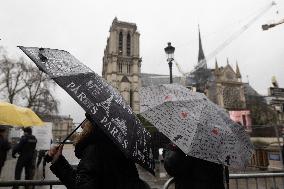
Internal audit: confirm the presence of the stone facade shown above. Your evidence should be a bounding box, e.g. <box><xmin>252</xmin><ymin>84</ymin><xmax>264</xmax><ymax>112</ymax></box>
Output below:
<box><xmin>188</xmin><ymin>60</ymin><xmax>246</xmax><ymax>110</ymax></box>
<box><xmin>186</xmin><ymin>28</ymin><xmax>246</xmax><ymax>110</ymax></box>
<box><xmin>102</xmin><ymin>18</ymin><xmax>141</xmax><ymax>113</ymax></box>
<box><xmin>40</xmin><ymin>114</ymin><xmax>75</xmax><ymax>142</ymax></box>
<box><xmin>208</xmin><ymin>59</ymin><xmax>246</xmax><ymax>110</ymax></box>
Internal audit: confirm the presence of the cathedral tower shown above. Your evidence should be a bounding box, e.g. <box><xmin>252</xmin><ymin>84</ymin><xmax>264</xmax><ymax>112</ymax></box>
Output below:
<box><xmin>102</xmin><ymin>18</ymin><xmax>141</xmax><ymax>113</ymax></box>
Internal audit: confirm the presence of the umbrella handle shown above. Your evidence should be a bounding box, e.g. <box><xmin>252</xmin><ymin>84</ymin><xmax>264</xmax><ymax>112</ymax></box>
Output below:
<box><xmin>60</xmin><ymin>122</ymin><xmax>82</xmax><ymax>146</ymax></box>
<box><xmin>44</xmin><ymin>122</ymin><xmax>83</xmax><ymax>163</ymax></box>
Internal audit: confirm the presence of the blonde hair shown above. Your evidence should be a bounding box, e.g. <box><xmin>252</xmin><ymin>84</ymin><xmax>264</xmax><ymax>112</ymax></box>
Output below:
<box><xmin>74</xmin><ymin>120</ymin><xmax>94</xmax><ymax>144</ymax></box>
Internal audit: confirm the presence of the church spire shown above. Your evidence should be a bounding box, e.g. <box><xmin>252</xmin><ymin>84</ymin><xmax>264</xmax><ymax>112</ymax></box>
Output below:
<box><xmin>197</xmin><ymin>25</ymin><xmax>207</xmax><ymax>69</ymax></box>
<box><xmin>236</xmin><ymin>61</ymin><xmax>241</xmax><ymax>78</ymax></box>
<box><xmin>215</xmin><ymin>58</ymin><xmax>219</xmax><ymax>69</ymax></box>
<box><xmin>214</xmin><ymin>58</ymin><xmax>221</xmax><ymax>76</ymax></box>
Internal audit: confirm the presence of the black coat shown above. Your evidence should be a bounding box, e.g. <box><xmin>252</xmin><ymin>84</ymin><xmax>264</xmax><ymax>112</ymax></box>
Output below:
<box><xmin>50</xmin><ymin>127</ymin><xmax>150</xmax><ymax>189</ymax></box>
<box><xmin>12</xmin><ymin>134</ymin><xmax>37</xmax><ymax>160</ymax></box>
<box><xmin>0</xmin><ymin>135</ymin><xmax>11</xmax><ymax>167</ymax></box>
<box><xmin>164</xmin><ymin>148</ymin><xmax>225</xmax><ymax>189</ymax></box>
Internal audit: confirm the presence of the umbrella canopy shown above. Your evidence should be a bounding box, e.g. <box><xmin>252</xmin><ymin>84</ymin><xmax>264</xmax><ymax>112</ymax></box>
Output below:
<box><xmin>0</xmin><ymin>102</ymin><xmax>44</xmax><ymax>127</ymax></box>
<box><xmin>19</xmin><ymin>46</ymin><xmax>155</xmax><ymax>174</ymax></box>
<box><xmin>139</xmin><ymin>84</ymin><xmax>254</xmax><ymax>169</ymax></box>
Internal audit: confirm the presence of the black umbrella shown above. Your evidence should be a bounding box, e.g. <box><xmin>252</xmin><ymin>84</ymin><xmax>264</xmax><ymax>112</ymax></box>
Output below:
<box><xmin>19</xmin><ymin>46</ymin><xmax>155</xmax><ymax>174</ymax></box>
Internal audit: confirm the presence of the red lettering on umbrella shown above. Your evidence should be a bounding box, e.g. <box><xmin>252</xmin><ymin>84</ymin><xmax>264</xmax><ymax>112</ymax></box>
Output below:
<box><xmin>164</xmin><ymin>95</ymin><xmax>172</xmax><ymax>101</ymax></box>
<box><xmin>180</xmin><ymin>111</ymin><xmax>189</xmax><ymax>119</ymax></box>
<box><xmin>211</xmin><ymin>127</ymin><xmax>219</xmax><ymax>136</ymax></box>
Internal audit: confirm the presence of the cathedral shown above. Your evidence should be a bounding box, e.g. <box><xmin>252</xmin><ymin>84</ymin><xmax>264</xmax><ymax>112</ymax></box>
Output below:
<box><xmin>186</xmin><ymin>28</ymin><xmax>247</xmax><ymax>111</ymax></box>
<box><xmin>102</xmin><ymin>18</ymin><xmax>141</xmax><ymax>113</ymax></box>
<box><xmin>102</xmin><ymin>18</ymin><xmax>250</xmax><ymax>129</ymax></box>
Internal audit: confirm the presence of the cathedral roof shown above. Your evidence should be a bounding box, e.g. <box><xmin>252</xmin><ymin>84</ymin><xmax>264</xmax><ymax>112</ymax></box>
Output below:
<box><xmin>185</xmin><ymin>68</ymin><xmax>214</xmax><ymax>87</ymax></box>
<box><xmin>243</xmin><ymin>83</ymin><xmax>261</xmax><ymax>97</ymax></box>
<box><xmin>140</xmin><ymin>73</ymin><xmax>183</xmax><ymax>87</ymax></box>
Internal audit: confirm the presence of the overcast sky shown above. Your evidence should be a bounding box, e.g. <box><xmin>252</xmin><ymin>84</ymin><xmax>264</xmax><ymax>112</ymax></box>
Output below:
<box><xmin>1</xmin><ymin>0</ymin><xmax>284</xmax><ymax>122</ymax></box>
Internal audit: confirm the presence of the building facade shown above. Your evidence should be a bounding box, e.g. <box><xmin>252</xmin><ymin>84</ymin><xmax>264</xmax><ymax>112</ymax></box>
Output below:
<box><xmin>102</xmin><ymin>18</ymin><xmax>141</xmax><ymax>113</ymax></box>
<box><xmin>41</xmin><ymin>114</ymin><xmax>74</xmax><ymax>142</ymax></box>
<box><xmin>186</xmin><ymin>28</ymin><xmax>246</xmax><ymax>111</ymax></box>
<box><xmin>265</xmin><ymin>77</ymin><xmax>284</xmax><ymax>125</ymax></box>
<box><xmin>210</xmin><ymin>59</ymin><xmax>246</xmax><ymax>110</ymax></box>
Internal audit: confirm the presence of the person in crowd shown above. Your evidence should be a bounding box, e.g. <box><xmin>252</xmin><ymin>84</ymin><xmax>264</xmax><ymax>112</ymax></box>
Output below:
<box><xmin>163</xmin><ymin>144</ymin><xmax>225</xmax><ymax>189</ymax></box>
<box><xmin>0</xmin><ymin>126</ymin><xmax>11</xmax><ymax>178</ymax></box>
<box><xmin>46</xmin><ymin>115</ymin><xmax>150</xmax><ymax>189</ymax></box>
<box><xmin>12</xmin><ymin>127</ymin><xmax>37</xmax><ymax>189</ymax></box>
<box><xmin>36</xmin><ymin>150</ymin><xmax>48</xmax><ymax>168</ymax></box>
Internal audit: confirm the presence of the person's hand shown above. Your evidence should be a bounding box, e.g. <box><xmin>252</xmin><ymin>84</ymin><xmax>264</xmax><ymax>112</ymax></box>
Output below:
<box><xmin>48</xmin><ymin>145</ymin><xmax>64</xmax><ymax>163</ymax></box>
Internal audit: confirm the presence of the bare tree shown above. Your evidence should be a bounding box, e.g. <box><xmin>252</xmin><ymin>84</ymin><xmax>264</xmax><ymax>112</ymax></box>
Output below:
<box><xmin>22</xmin><ymin>64</ymin><xmax>59</xmax><ymax>114</ymax></box>
<box><xmin>0</xmin><ymin>52</ymin><xmax>59</xmax><ymax>115</ymax></box>
<box><xmin>0</xmin><ymin>56</ymin><xmax>28</xmax><ymax>104</ymax></box>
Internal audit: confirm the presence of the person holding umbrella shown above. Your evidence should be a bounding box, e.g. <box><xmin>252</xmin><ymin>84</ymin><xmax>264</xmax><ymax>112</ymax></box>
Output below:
<box><xmin>19</xmin><ymin>46</ymin><xmax>155</xmax><ymax>187</ymax></box>
<box><xmin>46</xmin><ymin>114</ymin><xmax>150</xmax><ymax>189</ymax></box>
<box><xmin>139</xmin><ymin>84</ymin><xmax>254</xmax><ymax>189</ymax></box>
<box><xmin>163</xmin><ymin>144</ymin><xmax>225</xmax><ymax>189</ymax></box>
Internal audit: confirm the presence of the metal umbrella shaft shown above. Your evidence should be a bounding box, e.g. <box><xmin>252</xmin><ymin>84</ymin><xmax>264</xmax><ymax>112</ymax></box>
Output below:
<box><xmin>44</xmin><ymin>122</ymin><xmax>83</xmax><ymax>163</ymax></box>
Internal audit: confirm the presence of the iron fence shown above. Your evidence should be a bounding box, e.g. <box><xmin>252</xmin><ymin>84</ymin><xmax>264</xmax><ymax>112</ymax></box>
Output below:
<box><xmin>163</xmin><ymin>172</ymin><xmax>284</xmax><ymax>189</ymax></box>
<box><xmin>1</xmin><ymin>172</ymin><xmax>284</xmax><ymax>189</ymax></box>
<box><xmin>0</xmin><ymin>180</ymin><xmax>62</xmax><ymax>188</ymax></box>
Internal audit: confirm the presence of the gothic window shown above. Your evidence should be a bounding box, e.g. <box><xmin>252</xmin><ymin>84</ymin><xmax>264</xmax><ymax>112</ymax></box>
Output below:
<box><xmin>127</xmin><ymin>33</ymin><xmax>131</xmax><ymax>56</ymax></box>
<box><xmin>127</xmin><ymin>63</ymin><xmax>131</xmax><ymax>74</ymax></box>
<box><xmin>119</xmin><ymin>32</ymin><xmax>123</xmax><ymax>55</ymax></box>
<box><xmin>118</xmin><ymin>63</ymin><xmax>123</xmax><ymax>73</ymax></box>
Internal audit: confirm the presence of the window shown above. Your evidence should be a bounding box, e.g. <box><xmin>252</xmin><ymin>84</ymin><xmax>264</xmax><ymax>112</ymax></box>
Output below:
<box><xmin>127</xmin><ymin>33</ymin><xmax>131</xmax><ymax>56</ymax></box>
<box><xmin>119</xmin><ymin>32</ymin><xmax>123</xmax><ymax>55</ymax></box>
<box><xmin>118</xmin><ymin>63</ymin><xmax>123</xmax><ymax>73</ymax></box>
<box><xmin>127</xmin><ymin>63</ymin><xmax>131</xmax><ymax>74</ymax></box>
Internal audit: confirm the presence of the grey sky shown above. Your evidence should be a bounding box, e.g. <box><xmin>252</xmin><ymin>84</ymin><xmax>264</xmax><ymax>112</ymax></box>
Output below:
<box><xmin>1</xmin><ymin>0</ymin><xmax>284</xmax><ymax>122</ymax></box>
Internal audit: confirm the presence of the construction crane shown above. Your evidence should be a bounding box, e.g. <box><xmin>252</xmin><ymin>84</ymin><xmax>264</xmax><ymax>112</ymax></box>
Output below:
<box><xmin>175</xmin><ymin>1</ymin><xmax>276</xmax><ymax>77</ymax></box>
<box><xmin>262</xmin><ymin>18</ymin><xmax>284</xmax><ymax>30</ymax></box>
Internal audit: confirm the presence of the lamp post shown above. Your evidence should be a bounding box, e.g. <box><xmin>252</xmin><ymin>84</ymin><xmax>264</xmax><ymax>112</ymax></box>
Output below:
<box><xmin>164</xmin><ymin>42</ymin><xmax>175</xmax><ymax>84</ymax></box>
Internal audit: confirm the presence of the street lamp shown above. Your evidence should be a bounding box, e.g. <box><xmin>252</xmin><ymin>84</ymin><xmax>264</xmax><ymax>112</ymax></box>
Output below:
<box><xmin>164</xmin><ymin>42</ymin><xmax>175</xmax><ymax>84</ymax></box>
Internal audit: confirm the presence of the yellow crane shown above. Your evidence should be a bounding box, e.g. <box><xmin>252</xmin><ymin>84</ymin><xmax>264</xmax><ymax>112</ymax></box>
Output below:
<box><xmin>175</xmin><ymin>1</ymin><xmax>276</xmax><ymax>77</ymax></box>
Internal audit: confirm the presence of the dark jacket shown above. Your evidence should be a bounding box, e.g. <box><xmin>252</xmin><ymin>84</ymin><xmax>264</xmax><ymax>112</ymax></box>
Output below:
<box><xmin>164</xmin><ymin>148</ymin><xmax>225</xmax><ymax>189</ymax></box>
<box><xmin>0</xmin><ymin>135</ymin><xmax>11</xmax><ymax>166</ymax></box>
<box><xmin>12</xmin><ymin>134</ymin><xmax>37</xmax><ymax>160</ymax></box>
<box><xmin>50</xmin><ymin>126</ymin><xmax>150</xmax><ymax>189</ymax></box>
